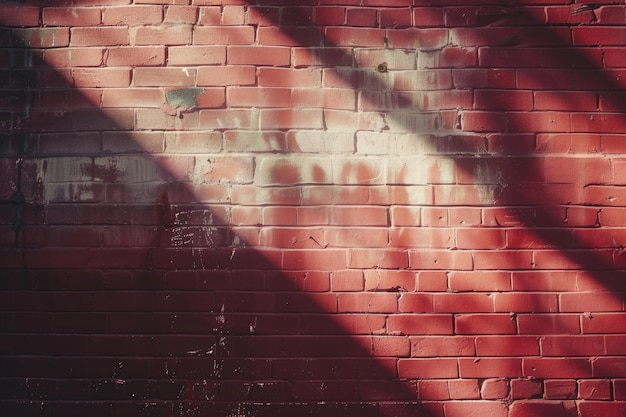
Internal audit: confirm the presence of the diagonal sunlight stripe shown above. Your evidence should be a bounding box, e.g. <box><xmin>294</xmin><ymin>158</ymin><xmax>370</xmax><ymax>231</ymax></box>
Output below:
<box><xmin>3</xmin><ymin>0</ymin><xmax>624</xmax><ymax>416</ymax></box>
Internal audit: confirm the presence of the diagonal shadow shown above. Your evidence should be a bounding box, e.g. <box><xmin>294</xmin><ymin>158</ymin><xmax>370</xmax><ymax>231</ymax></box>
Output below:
<box><xmin>3</xmin><ymin>0</ymin><xmax>624</xmax><ymax>415</ymax></box>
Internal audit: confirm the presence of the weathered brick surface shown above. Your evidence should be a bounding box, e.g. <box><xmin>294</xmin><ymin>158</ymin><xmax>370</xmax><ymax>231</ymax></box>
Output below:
<box><xmin>1</xmin><ymin>1</ymin><xmax>626</xmax><ymax>416</ymax></box>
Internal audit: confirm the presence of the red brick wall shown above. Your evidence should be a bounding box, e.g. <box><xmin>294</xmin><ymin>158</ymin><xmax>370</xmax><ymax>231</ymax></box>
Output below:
<box><xmin>1</xmin><ymin>1</ymin><xmax>626</xmax><ymax>416</ymax></box>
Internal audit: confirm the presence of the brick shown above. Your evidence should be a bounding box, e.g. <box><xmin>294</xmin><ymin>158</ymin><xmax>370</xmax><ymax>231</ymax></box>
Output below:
<box><xmin>43</xmin><ymin>7</ymin><xmax>102</xmax><ymax>26</ymax></box>
<box><xmin>444</xmin><ymin>401</ymin><xmax>507</xmax><ymax>417</ymax></box>
<box><xmin>409</xmin><ymin>250</ymin><xmax>473</xmax><ymax>271</ymax></box>
<box><xmin>578</xmin><ymin>379</ymin><xmax>612</xmax><ymax>400</ymax></box>
<box><xmin>133</xmin><ymin>67</ymin><xmax>196</xmax><ymax>87</ymax></box>
<box><xmin>541</xmin><ymin>335</ymin><xmax>605</xmax><ymax>356</ymax></box>
<box><xmin>351</xmin><ymin>249</ymin><xmax>409</xmax><ymax>269</ymax></box>
<box><xmin>583</xmin><ymin>313</ymin><xmax>626</xmax><ymax>334</ymax></box>
<box><xmin>475</xmin><ymin>90</ymin><xmax>533</xmax><ymax>111</ymax></box>
<box><xmin>578</xmin><ymin>402</ymin><xmax>626</xmax><ymax>417</ymax></box>
<box><xmin>165</xmin><ymin>5</ymin><xmax>199</xmax><ymax>23</ymax></box>
<box><xmin>168</xmin><ymin>45</ymin><xmax>226</xmax><ymax>65</ymax></box>
<box><xmin>411</xmin><ymin>336</ymin><xmax>475</xmax><ymax>357</ymax></box>
<box><xmin>593</xmin><ymin>357</ymin><xmax>626</xmax><ymax>377</ymax></box>
<box><xmin>193</xmin><ymin>26</ymin><xmax>254</xmax><ymax>45</ymax></box>
<box><xmin>510</xmin><ymin>401</ymin><xmax>578</xmax><ymax>417</ymax></box>
<box><xmin>525</xmin><ymin>358</ymin><xmax>592</xmax><ymax>378</ymax></box>
<box><xmin>258</xmin><ymin>26</ymin><xmax>321</xmax><ymax>46</ymax></box>
<box><xmin>448</xmin><ymin>379</ymin><xmax>480</xmax><ymax>400</ymax></box>
<box><xmin>390</xmin><ymin>228</ymin><xmax>454</xmax><ymax>249</ymax></box>
<box><xmin>544</xmin><ymin>379</ymin><xmax>577</xmax><ymax>400</ymax></box>
<box><xmin>102</xmin><ymin>6</ymin><xmax>163</xmax><ymax>25</ymax></box>
<box><xmin>71</xmin><ymin>27</ymin><xmax>128</xmax><ymax>46</ymax></box>
<box><xmin>481</xmin><ymin>378</ymin><xmax>510</xmax><ymax>400</ymax></box>
<box><xmin>260</xmin><ymin>109</ymin><xmax>324</xmax><ymax>130</ymax></box>
<box><xmin>518</xmin><ymin>314</ymin><xmax>580</xmax><ymax>335</ymax></box>
<box><xmin>455</xmin><ymin>314</ymin><xmax>516</xmax><ymax>335</ymax></box>
<box><xmin>325</xmin><ymin>27</ymin><xmax>385</xmax><ymax>47</ymax></box>
<box><xmin>459</xmin><ymin>358</ymin><xmax>522</xmax><ymax>378</ymax></box>
<box><xmin>131</xmin><ymin>25</ymin><xmax>192</xmax><ymax>45</ymax></box>
<box><xmin>398</xmin><ymin>358</ymin><xmax>458</xmax><ymax>379</ymax></box>
<box><xmin>227</xmin><ymin>46</ymin><xmax>291</xmax><ymax>66</ymax></box>
<box><xmin>105</xmin><ymin>46</ymin><xmax>165</xmax><ymax>66</ymax></box>
<box><xmin>388</xmin><ymin>28</ymin><xmax>448</xmax><ymax>50</ymax></box>
<box><xmin>511</xmin><ymin>378</ymin><xmax>543</xmax><ymax>400</ymax></box>
<box><xmin>387</xmin><ymin>314</ymin><xmax>453</xmax><ymax>335</ymax></box>
<box><xmin>338</xmin><ymin>293</ymin><xmax>397</xmax><ymax>313</ymax></box>
<box><xmin>449</xmin><ymin>271</ymin><xmax>510</xmax><ymax>292</ymax></box>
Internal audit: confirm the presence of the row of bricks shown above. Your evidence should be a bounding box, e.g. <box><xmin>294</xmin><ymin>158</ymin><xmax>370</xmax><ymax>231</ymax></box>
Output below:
<box><xmin>0</xmin><ymin>306</ymin><xmax>623</xmax><ymax>333</ymax></box>
<box><xmin>2</xmin><ymin>333</ymin><xmax>626</xmax><ymax>356</ymax></box>
<box><xmin>7</xmin><ymin>225</ymin><xmax>626</xmax><ymax>252</ymax></box>
<box><xmin>5</xmin><ymin>4</ymin><xmax>626</xmax><ymax>31</ymax></box>
<box><xmin>4</xmin><ymin>108</ymin><xmax>626</xmax><ymax>136</ymax></box>
<box><xmin>0</xmin><ymin>355</ymin><xmax>625</xmax><ymax>380</ymax></box>
<box><xmin>4</xmin><ymin>246</ymin><xmax>626</xmax><ymax>270</ymax></box>
<box><xmin>4</xmin><ymin>45</ymin><xmax>626</xmax><ymax>70</ymax></box>
<box><xmin>2</xmin><ymin>85</ymin><xmax>622</xmax><ymax>114</ymax></box>
<box><xmin>0</xmin><ymin>268</ymin><xmax>622</xmax><ymax>293</ymax></box>
<box><xmin>0</xmin><ymin>376</ymin><xmax>625</xmax><ymax>402</ymax></box>
<box><xmin>1</xmin><ymin>289</ymin><xmax>624</xmax><ymax>314</ymax></box>
<box><xmin>0</xmin><ymin>131</ymin><xmax>622</xmax><ymax>156</ymax></box>
<box><xmin>5</xmin><ymin>24</ymin><xmax>626</xmax><ymax>50</ymax></box>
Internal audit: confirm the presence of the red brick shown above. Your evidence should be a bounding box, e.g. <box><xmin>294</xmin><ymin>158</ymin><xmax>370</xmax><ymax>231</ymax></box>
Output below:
<box><xmin>460</xmin><ymin>358</ymin><xmax>522</xmax><ymax>378</ymax></box>
<box><xmin>593</xmin><ymin>357</ymin><xmax>626</xmax><ymax>377</ymax></box>
<box><xmin>518</xmin><ymin>314</ymin><xmax>581</xmax><ymax>335</ymax></box>
<box><xmin>433</xmin><ymin>293</ymin><xmax>494</xmax><ymax>313</ymax></box>
<box><xmin>544</xmin><ymin>379</ymin><xmax>577</xmax><ymax>400</ymax></box>
<box><xmin>390</xmin><ymin>227</ymin><xmax>454</xmax><ymax>248</ymax></box>
<box><xmin>481</xmin><ymin>378</ymin><xmax>510</xmax><ymax>400</ymax></box>
<box><xmin>43</xmin><ymin>7</ymin><xmax>102</xmax><ymax>26</ymax></box>
<box><xmin>363</xmin><ymin>270</ymin><xmax>414</xmax><ymax>292</ymax></box>
<box><xmin>338</xmin><ymin>293</ymin><xmax>397</xmax><ymax>313</ymax></box>
<box><xmin>13</xmin><ymin>27</ymin><xmax>69</xmax><ymax>47</ymax></box>
<box><xmin>475</xmin><ymin>89</ymin><xmax>533</xmax><ymax>111</ymax></box>
<box><xmin>193</xmin><ymin>26</ymin><xmax>254</xmax><ymax>45</ymax></box>
<box><xmin>168</xmin><ymin>45</ymin><xmax>225</xmax><ymax>65</ymax></box>
<box><xmin>380</xmin><ymin>8</ymin><xmax>412</xmax><ymax>28</ymax></box>
<box><xmin>197</xmin><ymin>65</ymin><xmax>256</xmax><ymax>86</ymax></box>
<box><xmin>132</xmin><ymin>25</ymin><xmax>192</xmax><ymax>45</ymax></box>
<box><xmin>398</xmin><ymin>358</ymin><xmax>459</xmax><ymax>379</ymax></box>
<box><xmin>411</xmin><ymin>336</ymin><xmax>475</xmax><ymax>357</ymax></box>
<box><xmin>227</xmin><ymin>46</ymin><xmax>291</xmax><ymax>66</ymax></box>
<box><xmin>105</xmin><ymin>46</ymin><xmax>166</xmax><ymax>66</ymax></box>
<box><xmin>134</xmin><ymin>67</ymin><xmax>196</xmax><ymax>87</ymax></box>
<box><xmin>541</xmin><ymin>335</ymin><xmax>605</xmax><ymax>357</ymax></box>
<box><xmin>325</xmin><ymin>27</ymin><xmax>385</xmax><ymax>47</ymax></box>
<box><xmin>525</xmin><ymin>358</ymin><xmax>592</xmax><ymax>378</ymax></box>
<box><xmin>578</xmin><ymin>401</ymin><xmax>626</xmax><ymax>417</ymax></box>
<box><xmin>578</xmin><ymin>379</ymin><xmax>612</xmax><ymax>400</ymax></box>
<box><xmin>258</xmin><ymin>26</ymin><xmax>321</xmax><ymax>46</ymax></box>
<box><xmin>510</xmin><ymin>401</ymin><xmax>578</xmax><ymax>417</ymax></box>
<box><xmin>448</xmin><ymin>380</ymin><xmax>480</xmax><ymax>400</ymax></box>
<box><xmin>330</xmin><ymin>270</ymin><xmax>363</xmax><ymax>292</ymax></box>
<box><xmin>71</xmin><ymin>27</ymin><xmax>129</xmax><ymax>46</ymax></box>
<box><xmin>448</xmin><ymin>271</ymin><xmax>510</xmax><ymax>292</ymax></box>
<box><xmin>511</xmin><ymin>378</ymin><xmax>543</xmax><ymax>400</ymax></box>
<box><xmin>417</xmin><ymin>380</ymin><xmax>449</xmax><ymax>400</ymax></box>
<box><xmin>409</xmin><ymin>250</ymin><xmax>473</xmax><ymax>271</ymax></box>
<box><xmin>102</xmin><ymin>6</ymin><xmax>163</xmax><ymax>25</ymax></box>
<box><xmin>457</xmin><ymin>228</ymin><xmax>505</xmax><ymax>250</ymax></box>
<box><xmin>476</xmin><ymin>335</ymin><xmax>540</xmax><ymax>356</ymax></box>
<box><xmin>165</xmin><ymin>5</ymin><xmax>199</xmax><ymax>23</ymax></box>
<box><xmin>388</xmin><ymin>28</ymin><xmax>448</xmax><ymax>50</ymax></box>
<box><xmin>455</xmin><ymin>313</ymin><xmax>516</xmax><ymax>335</ymax></box>
<box><xmin>453</xmin><ymin>69</ymin><xmax>516</xmax><ymax>89</ymax></box>
<box><xmin>388</xmin><ymin>314</ymin><xmax>453</xmax><ymax>335</ymax></box>
<box><xmin>444</xmin><ymin>401</ymin><xmax>507</xmax><ymax>417</ymax></box>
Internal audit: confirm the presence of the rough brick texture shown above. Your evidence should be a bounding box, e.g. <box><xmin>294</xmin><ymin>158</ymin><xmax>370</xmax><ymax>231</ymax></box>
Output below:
<box><xmin>1</xmin><ymin>1</ymin><xmax>626</xmax><ymax>416</ymax></box>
